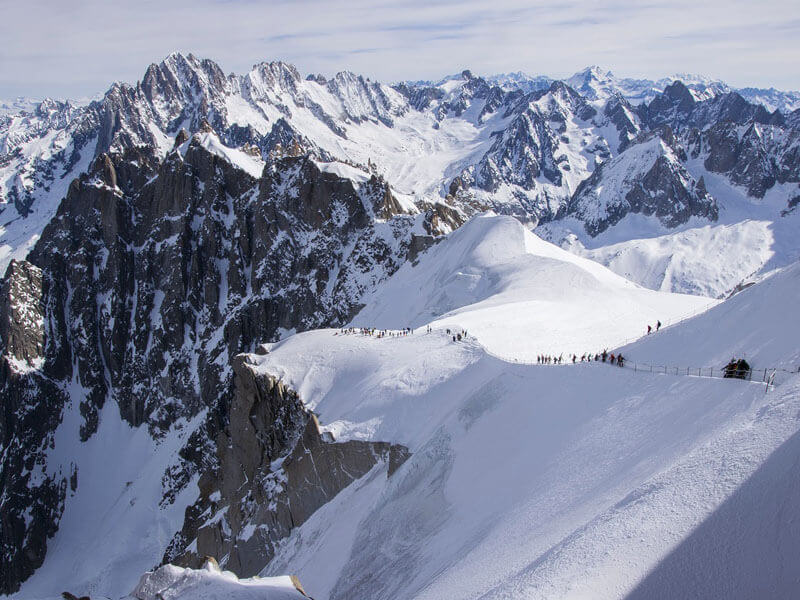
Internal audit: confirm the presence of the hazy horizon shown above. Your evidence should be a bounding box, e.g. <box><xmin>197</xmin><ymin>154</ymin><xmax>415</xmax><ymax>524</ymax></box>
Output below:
<box><xmin>2</xmin><ymin>0</ymin><xmax>799</xmax><ymax>99</ymax></box>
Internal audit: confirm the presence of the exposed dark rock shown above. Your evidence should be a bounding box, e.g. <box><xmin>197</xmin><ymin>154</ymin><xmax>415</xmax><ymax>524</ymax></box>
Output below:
<box><xmin>702</xmin><ymin>121</ymin><xmax>799</xmax><ymax>198</ymax></box>
<box><xmin>604</xmin><ymin>94</ymin><xmax>641</xmax><ymax>150</ymax></box>
<box><xmin>0</xmin><ymin>261</ymin><xmax>69</xmax><ymax>593</ymax></box>
<box><xmin>569</xmin><ymin>134</ymin><xmax>718</xmax><ymax>236</ymax></box>
<box><xmin>166</xmin><ymin>355</ymin><xmax>410</xmax><ymax>578</ymax></box>
<box><xmin>0</xmin><ymin>139</ymin><xmax>421</xmax><ymax>592</ymax></box>
<box><xmin>0</xmin><ymin>260</ymin><xmax>44</xmax><ymax>366</ymax></box>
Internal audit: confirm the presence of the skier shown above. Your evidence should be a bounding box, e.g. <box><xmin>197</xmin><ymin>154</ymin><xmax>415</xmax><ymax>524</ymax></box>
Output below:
<box><xmin>656</xmin><ymin>320</ymin><xmax>661</xmax><ymax>331</ymax></box>
<box><xmin>617</xmin><ymin>354</ymin><xmax>624</xmax><ymax>367</ymax></box>
<box><xmin>647</xmin><ymin>324</ymin><xmax>652</xmax><ymax>335</ymax></box>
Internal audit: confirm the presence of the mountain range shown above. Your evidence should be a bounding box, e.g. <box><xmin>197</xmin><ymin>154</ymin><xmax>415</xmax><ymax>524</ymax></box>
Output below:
<box><xmin>1</xmin><ymin>53</ymin><xmax>800</xmax><ymax>598</ymax></box>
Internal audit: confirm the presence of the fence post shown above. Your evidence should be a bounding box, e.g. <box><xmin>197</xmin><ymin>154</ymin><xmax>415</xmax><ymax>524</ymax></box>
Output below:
<box><xmin>710</xmin><ymin>367</ymin><xmax>713</xmax><ymax>378</ymax></box>
<box><xmin>650</xmin><ymin>365</ymin><xmax>653</xmax><ymax>373</ymax></box>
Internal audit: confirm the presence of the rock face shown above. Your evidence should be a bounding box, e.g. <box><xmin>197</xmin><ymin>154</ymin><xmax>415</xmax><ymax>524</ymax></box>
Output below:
<box><xmin>0</xmin><ymin>133</ymin><xmax>423</xmax><ymax>593</ymax></box>
<box><xmin>698</xmin><ymin>121</ymin><xmax>800</xmax><ymax>198</ymax></box>
<box><xmin>165</xmin><ymin>354</ymin><xmax>410</xmax><ymax>577</ymax></box>
<box><xmin>568</xmin><ymin>132</ymin><xmax>717</xmax><ymax>236</ymax></box>
<box><xmin>453</xmin><ymin>81</ymin><xmax>633</xmax><ymax>223</ymax></box>
<box><xmin>0</xmin><ymin>260</ymin><xmax>44</xmax><ymax>367</ymax></box>
<box><xmin>0</xmin><ymin>259</ymin><xmax>68</xmax><ymax>590</ymax></box>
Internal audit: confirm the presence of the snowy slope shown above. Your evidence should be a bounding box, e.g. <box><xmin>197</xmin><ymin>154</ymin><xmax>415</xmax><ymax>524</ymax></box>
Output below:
<box><xmin>617</xmin><ymin>260</ymin><xmax>800</xmax><ymax>371</ymax></box>
<box><xmin>248</xmin><ymin>259</ymin><xmax>800</xmax><ymax>599</ymax></box>
<box><xmin>542</xmin><ymin>148</ymin><xmax>800</xmax><ymax>298</ymax></box>
<box><xmin>352</xmin><ymin>213</ymin><xmax>713</xmax><ymax>360</ymax></box>
<box><xmin>13</xmin><ymin>400</ymin><xmax>203</xmax><ymax>599</ymax></box>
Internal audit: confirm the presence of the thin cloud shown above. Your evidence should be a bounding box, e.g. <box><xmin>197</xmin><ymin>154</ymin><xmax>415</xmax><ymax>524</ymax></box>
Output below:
<box><xmin>1</xmin><ymin>0</ymin><xmax>798</xmax><ymax>99</ymax></box>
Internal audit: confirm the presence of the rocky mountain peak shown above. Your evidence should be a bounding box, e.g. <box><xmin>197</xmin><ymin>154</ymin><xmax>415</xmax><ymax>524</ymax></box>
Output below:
<box><xmin>245</xmin><ymin>60</ymin><xmax>303</xmax><ymax>95</ymax></box>
<box><xmin>650</xmin><ymin>79</ymin><xmax>695</xmax><ymax>112</ymax></box>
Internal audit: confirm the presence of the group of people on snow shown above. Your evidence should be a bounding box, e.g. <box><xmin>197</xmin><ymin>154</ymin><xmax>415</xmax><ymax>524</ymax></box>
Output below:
<box><xmin>445</xmin><ymin>328</ymin><xmax>469</xmax><ymax>342</ymax></box>
<box><xmin>646</xmin><ymin>320</ymin><xmax>662</xmax><ymax>335</ymax></box>
<box><xmin>537</xmin><ymin>354</ymin><xmax>566</xmax><ymax>364</ymax></box>
<box><xmin>337</xmin><ymin>327</ymin><xmax>413</xmax><ymax>338</ymax></box>
<box><xmin>723</xmin><ymin>357</ymin><xmax>751</xmax><ymax>379</ymax></box>
<box><xmin>538</xmin><ymin>350</ymin><xmax>624</xmax><ymax>367</ymax></box>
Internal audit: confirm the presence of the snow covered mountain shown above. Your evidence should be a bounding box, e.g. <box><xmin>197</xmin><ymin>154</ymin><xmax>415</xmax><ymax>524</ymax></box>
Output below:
<box><xmin>562</xmin><ymin>65</ymin><xmax>800</xmax><ymax>113</ymax></box>
<box><xmin>352</xmin><ymin>214</ymin><xmax>711</xmax><ymax>359</ymax></box>
<box><xmin>2</xmin><ymin>52</ymin><xmax>800</xmax><ymax>598</ymax></box>
<box><xmin>3</xmin><ymin>54</ymin><xmax>799</xmax><ymax>301</ymax></box>
<box><xmin>246</xmin><ymin>256</ymin><xmax>800</xmax><ymax>600</ymax></box>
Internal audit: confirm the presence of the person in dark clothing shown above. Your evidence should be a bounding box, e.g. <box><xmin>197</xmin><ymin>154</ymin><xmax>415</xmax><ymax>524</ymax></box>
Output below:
<box><xmin>647</xmin><ymin>324</ymin><xmax>652</xmax><ymax>334</ymax></box>
<box><xmin>617</xmin><ymin>354</ymin><xmax>624</xmax><ymax>367</ymax></box>
<box><xmin>656</xmin><ymin>320</ymin><xmax>661</xmax><ymax>331</ymax></box>
<box><xmin>724</xmin><ymin>358</ymin><xmax>751</xmax><ymax>379</ymax></box>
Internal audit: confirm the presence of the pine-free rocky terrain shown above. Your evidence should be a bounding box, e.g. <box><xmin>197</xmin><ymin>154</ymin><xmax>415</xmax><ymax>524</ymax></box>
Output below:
<box><xmin>1</xmin><ymin>54</ymin><xmax>800</xmax><ymax>599</ymax></box>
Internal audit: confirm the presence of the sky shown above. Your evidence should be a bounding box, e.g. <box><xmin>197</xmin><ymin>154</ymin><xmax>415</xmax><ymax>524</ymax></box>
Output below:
<box><xmin>1</xmin><ymin>0</ymin><xmax>799</xmax><ymax>99</ymax></box>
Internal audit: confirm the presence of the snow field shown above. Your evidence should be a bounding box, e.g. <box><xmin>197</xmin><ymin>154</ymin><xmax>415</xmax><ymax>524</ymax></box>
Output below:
<box><xmin>252</xmin><ymin>319</ymin><xmax>799</xmax><ymax>599</ymax></box>
<box><xmin>353</xmin><ymin>213</ymin><xmax>714</xmax><ymax>361</ymax></box>
<box><xmin>246</xmin><ymin>225</ymin><xmax>800</xmax><ymax>599</ymax></box>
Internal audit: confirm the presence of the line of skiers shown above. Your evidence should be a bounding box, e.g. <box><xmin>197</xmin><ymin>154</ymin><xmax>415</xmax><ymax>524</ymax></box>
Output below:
<box><xmin>537</xmin><ymin>354</ymin><xmax>565</xmax><ymax>364</ymax></box>
<box><xmin>445</xmin><ymin>328</ymin><xmax>469</xmax><ymax>342</ymax></box>
<box><xmin>646</xmin><ymin>320</ymin><xmax>662</xmax><ymax>335</ymax></box>
<box><xmin>538</xmin><ymin>350</ymin><xmax>624</xmax><ymax>367</ymax></box>
<box><xmin>337</xmin><ymin>327</ymin><xmax>413</xmax><ymax>338</ymax></box>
